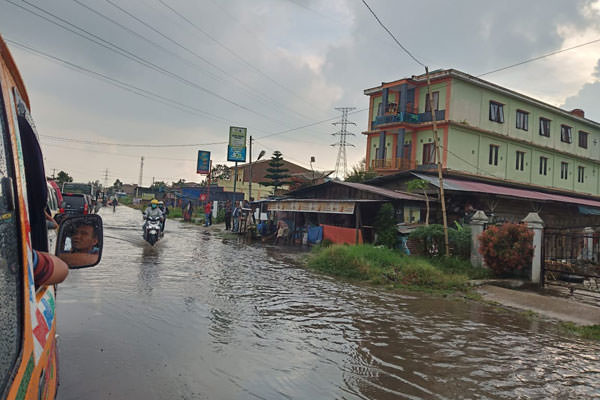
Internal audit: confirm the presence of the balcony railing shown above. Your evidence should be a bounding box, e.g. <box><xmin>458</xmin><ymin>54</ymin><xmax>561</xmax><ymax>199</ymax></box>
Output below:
<box><xmin>371</xmin><ymin>158</ymin><xmax>417</xmax><ymax>171</ymax></box>
<box><xmin>372</xmin><ymin>110</ymin><xmax>445</xmax><ymax>128</ymax></box>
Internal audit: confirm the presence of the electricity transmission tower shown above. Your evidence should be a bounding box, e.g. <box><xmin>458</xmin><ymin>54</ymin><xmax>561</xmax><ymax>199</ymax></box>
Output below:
<box><xmin>331</xmin><ymin>107</ymin><xmax>356</xmax><ymax>179</ymax></box>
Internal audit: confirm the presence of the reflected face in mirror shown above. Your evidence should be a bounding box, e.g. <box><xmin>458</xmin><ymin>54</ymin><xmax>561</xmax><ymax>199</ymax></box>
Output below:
<box><xmin>56</xmin><ymin>215</ymin><xmax>103</xmax><ymax>269</ymax></box>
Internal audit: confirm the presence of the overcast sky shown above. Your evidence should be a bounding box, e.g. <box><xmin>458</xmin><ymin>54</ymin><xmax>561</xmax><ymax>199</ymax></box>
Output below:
<box><xmin>1</xmin><ymin>0</ymin><xmax>599</xmax><ymax>186</ymax></box>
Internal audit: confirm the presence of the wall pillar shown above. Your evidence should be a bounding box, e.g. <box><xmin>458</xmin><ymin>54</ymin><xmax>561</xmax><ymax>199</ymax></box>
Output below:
<box><xmin>469</xmin><ymin>210</ymin><xmax>488</xmax><ymax>268</ymax></box>
<box><xmin>584</xmin><ymin>226</ymin><xmax>594</xmax><ymax>262</ymax></box>
<box><xmin>522</xmin><ymin>212</ymin><xmax>544</xmax><ymax>284</ymax></box>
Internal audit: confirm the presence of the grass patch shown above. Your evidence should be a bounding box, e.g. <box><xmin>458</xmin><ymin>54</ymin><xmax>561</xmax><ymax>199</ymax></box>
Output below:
<box><xmin>307</xmin><ymin>244</ymin><xmax>486</xmax><ymax>292</ymax></box>
<box><xmin>558</xmin><ymin>322</ymin><xmax>600</xmax><ymax>341</ymax></box>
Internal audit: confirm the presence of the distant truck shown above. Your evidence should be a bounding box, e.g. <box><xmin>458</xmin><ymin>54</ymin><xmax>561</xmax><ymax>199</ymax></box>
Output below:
<box><xmin>61</xmin><ymin>182</ymin><xmax>95</xmax><ymax>197</ymax></box>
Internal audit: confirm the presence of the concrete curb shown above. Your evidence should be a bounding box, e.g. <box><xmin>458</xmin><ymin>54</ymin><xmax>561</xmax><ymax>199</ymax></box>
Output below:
<box><xmin>476</xmin><ymin>284</ymin><xmax>600</xmax><ymax>326</ymax></box>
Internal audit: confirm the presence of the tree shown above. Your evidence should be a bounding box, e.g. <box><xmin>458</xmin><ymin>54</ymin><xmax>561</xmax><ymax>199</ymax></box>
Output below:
<box><xmin>56</xmin><ymin>170</ymin><xmax>73</xmax><ymax>186</ymax></box>
<box><xmin>113</xmin><ymin>179</ymin><xmax>123</xmax><ymax>190</ymax></box>
<box><xmin>209</xmin><ymin>164</ymin><xmax>231</xmax><ymax>181</ymax></box>
<box><xmin>172</xmin><ymin>178</ymin><xmax>186</xmax><ymax>187</ymax></box>
<box><xmin>345</xmin><ymin>158</ymin><xmax>376</xmax><ymax>183</ymax></box>
<box><xmin>374</xmin><ymin>203</ymin><xmax>397</xmax><ymax>248</ymax></box>
<box><xmin>406</xmin><ymin>179</ymin><xmax>431</xmax><ymax>225</ymax></box>
<box><xmin>259</xmin><ymin>151</ymin><xmax>291</xmax><ymax>193</ymax></box>
<box><xmin>151</xmin><ymin>181</ymin><xmax>167</xmax><ymax>191</ymax></box>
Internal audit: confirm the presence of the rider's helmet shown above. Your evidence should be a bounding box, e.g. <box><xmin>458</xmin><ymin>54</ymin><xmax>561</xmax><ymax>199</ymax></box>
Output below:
<box><xmin>151</xmin><ymin>199</ymin><xmax>159</xmax><ymax>208</ymax></box>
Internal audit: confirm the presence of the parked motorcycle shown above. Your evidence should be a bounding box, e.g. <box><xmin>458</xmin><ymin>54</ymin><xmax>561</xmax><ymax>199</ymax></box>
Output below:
<box><xmin>144</xmin><ymin>216</ymin><xmax>162</xmax><ymax>245</ymax></box>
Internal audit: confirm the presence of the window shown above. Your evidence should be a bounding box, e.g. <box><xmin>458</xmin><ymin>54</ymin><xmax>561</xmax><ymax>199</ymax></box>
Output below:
<box><xmin>488</xmin><ymin>144</ymin><xmax>499</xmax><ymax>166</ymax></box>
<box><xmin>489</xmin><ymin>101</ymin><xmax>504</xmax><ymax>123</ymax></box>
<box><xmin>579</xmin><ymin>131</ymin><xmax>588</xmax><ymax>149</ymax></box>
<box><xmin>560</xmin><ymin>125</ymin><xmax>572</xmax><ymax>143</ymax></box>
<box><xmin>515</xmin><ymin>151</ymin><xmax>525</xmax><ymax>171</ymax></box>
<box><xmin>424</xmin><ymin>91</ymin><xmax>439</xmax><ymax>112</ymax></box>
<box><xmin>539</xmin><ymin>156</ymin><xmax>548</xmax><ymax>175</ymax></box>
<box><xmin>516</xmin><ymin>110</ymin><xmax>529</xmax><ymax>131</ymax></box>
<box><xmin>578</xmin><ymin>166</ymin><xmax>585</xmax><ymax>183</ymax></box>
<box><xmin>422</xmin><ymin>143</ymin><xmax>435</xmax><ymax>165</ymax></box>
<box><xmin>0</xmin><ymin>82</ymin><xmax>22</xmax><ymax>393</ymax></box>
<box><xmin>561</xmin><ymin>162</ymin><xmax>569</xmax><ymax>180</ymax></box>
<box><xmin>539</xmin><ymin>118</ymin><xmax>551</xmax><ymax>137</ymax></box>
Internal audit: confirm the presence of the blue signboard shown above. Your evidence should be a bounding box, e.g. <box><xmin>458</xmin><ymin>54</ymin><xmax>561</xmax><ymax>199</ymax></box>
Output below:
<box><xmin>197</xmin><ymin>150</ymin><xmax>211</xmax><ymax>174</ymax></box>
<box><xmin>227</xmin><ymin>145</ymin><xmax>246</xmax><ymax>162</ymax></box>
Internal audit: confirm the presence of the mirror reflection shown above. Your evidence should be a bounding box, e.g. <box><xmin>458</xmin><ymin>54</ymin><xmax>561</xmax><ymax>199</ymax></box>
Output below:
<box><xmin>56</xmin><ymin>215</ymin><xmax>103</xmax><ymax>268</ymax></box>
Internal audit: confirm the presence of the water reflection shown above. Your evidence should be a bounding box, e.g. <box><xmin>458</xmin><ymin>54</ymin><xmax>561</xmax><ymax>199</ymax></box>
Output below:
<box><xmin>56</xmin><ymin>206</ymin><xmax>600</xmax><ymax>400</ymax></box>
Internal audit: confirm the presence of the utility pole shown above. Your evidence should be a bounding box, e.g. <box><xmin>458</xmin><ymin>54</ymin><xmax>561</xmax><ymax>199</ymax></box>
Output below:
<box><xmin>332</xmin><ymin>107</ymin><xmax>356</xmax><ymax>179</ymax></box>
<box><xmin>425</xmin><ymin>67</ymin><xmax>450</xmax><ymax>256</ymax></box>
<box><xmin>138</xmin><ymin>156</ymin><xmax>144</xmax><ymax>187</ymax></box>
<box><xmin>103</xmin><ymin>168</ymin><xmax>109</xmax><ymax>189</ymax></box>
<box><xmin>248</xmin><ymin>135</ymin><xmax>253</xmax><ymax>201</ymax></box>
<box><xmin>52</xmin><ymin>168</ymin><xmax>56</xmax><ymax>180</ymax></box>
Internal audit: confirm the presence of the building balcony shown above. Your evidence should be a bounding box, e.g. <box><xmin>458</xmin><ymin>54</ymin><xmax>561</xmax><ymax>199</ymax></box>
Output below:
<box><xmin>372</xmin><ymin>110</ymin><xmax>445</xmax><ymax>128</ymax></box>
<box><xmin>371</xmin><ymin>158</ymin><xmax>417</xmax><ymax>171</ymax></box>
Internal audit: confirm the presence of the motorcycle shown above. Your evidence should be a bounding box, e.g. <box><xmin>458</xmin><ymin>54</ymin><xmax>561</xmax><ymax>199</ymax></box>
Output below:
<box><xmin>144</xmin><ymin>216</ymin><xmax>162</xmax><ymax>245</ymax></box>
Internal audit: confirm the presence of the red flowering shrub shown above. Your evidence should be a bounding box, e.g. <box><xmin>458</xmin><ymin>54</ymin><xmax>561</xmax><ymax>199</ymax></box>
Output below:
<box><xmin>478</xmin><ymin>223</ymin><xmax>534</xmax><ymax>276</ymax></box>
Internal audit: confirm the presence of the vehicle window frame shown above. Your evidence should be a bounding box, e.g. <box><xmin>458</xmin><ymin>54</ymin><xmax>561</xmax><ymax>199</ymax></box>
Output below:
<box><xmin>0</xmin><ymin>75</ymin><xmax>24</xmax><ymax>397</ymax></box>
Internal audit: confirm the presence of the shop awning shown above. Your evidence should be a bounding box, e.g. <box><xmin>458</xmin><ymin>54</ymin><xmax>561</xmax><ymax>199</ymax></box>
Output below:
<box><xmin>266</xmin><ymin>199</ymin><xmax>380</xmax><ymax>214</ymax></box>
<box><xmin>412</xmin><ymin>173</ymin><xmax>600</xmax><ymax>209</ymax></box>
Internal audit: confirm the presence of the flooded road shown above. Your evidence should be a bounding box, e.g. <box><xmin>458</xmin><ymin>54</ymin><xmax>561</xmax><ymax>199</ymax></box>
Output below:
<box><xmin>57</xmin><ymin>206</ymin><xmax>600</xmax><ymax>399</ymax></box>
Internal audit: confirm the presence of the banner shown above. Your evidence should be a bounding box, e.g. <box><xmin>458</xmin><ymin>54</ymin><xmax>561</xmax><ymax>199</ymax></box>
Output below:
<box><xmin>197</xmin><ymin>150</ymin><xmax>211</xmax><ymax>174</ymax></box>
<box><xmin>227</xmin><ymin>126</ymin><xmax>247</xmax><ymax>162</ymax></box>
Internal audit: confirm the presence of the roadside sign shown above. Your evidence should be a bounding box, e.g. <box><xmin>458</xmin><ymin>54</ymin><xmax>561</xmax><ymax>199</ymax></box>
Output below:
<box><xmin>199</xmin><ymin>193</ymin><xmax>207</xmax><ymax>201</ymax></box>
<box><xmin>197</xmin><ymin>150</ymin><xmax>211</xmax><ymax>174</ymax></box>
<box><xmin>227</xmin><ymin>146</ymin><xmax>246</xmax><ymax>162</ymax></box>
<box><xmin>227</xmin><ymin>126</ymin><xmax>247</xmax><ymax>162</ymax></box>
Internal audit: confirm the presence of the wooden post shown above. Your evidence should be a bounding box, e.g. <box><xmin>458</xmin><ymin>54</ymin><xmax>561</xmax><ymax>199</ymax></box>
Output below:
<box><xmin>355</xmin><ymin>203</ymin><xmax>361</xmax><ymax>245</ymax></box>
<box><xmin>425</xmin><ymin>67</ymin><xmax>450</xmax><ymax>257</ymax></box>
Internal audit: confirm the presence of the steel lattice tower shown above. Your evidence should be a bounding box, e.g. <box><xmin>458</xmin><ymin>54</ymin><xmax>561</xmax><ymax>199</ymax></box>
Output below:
<box><xmin>331</xmin><ymin>107</ymin><xmax>356</xmax><ymax>179</ymax></box>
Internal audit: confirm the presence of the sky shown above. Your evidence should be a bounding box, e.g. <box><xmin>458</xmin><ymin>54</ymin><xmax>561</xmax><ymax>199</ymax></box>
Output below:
<box><xmin>1</xmin><ymin>0</ymin><xmax>599</xmax><ymax>186</ymax></box>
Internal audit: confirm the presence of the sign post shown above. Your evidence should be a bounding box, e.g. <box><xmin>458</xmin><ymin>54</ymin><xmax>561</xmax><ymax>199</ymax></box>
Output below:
<box><xmin>227</xmin><ymin>127</ymin><xmax>247</xmax><ymax>205</ymax></box>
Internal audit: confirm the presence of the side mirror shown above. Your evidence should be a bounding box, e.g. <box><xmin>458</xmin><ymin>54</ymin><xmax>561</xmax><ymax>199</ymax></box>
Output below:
<box><xmin>56</xmin><ymin>214</ymin><xmax>103</xmax><ymax>269</ymax></box>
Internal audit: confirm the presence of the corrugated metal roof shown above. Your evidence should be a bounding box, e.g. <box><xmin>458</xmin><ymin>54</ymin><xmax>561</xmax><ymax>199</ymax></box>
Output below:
<box><xmin>333</xmin><ymin>181</ymin><xmax>425</xmax><ymax>201</ymax></box>
<box><xmin>413</xmin><ymin>173</ymin><xmax>600</xmax><ymax>208</ymax></box>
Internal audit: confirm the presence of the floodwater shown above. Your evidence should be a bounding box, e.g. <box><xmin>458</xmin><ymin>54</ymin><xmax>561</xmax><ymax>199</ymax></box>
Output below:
<box><xmin>57</xmin><ymin>206</ymin><xmax>600</xmax><ymax>399</ymax></box>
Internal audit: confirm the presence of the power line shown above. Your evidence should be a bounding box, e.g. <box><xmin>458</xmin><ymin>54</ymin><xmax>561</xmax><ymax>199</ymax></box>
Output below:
<box><xmin>40</xmin><ymin>134</ymin><xmax>227</xmax><ymax>148</ymax></box>
<box><xmin>99</xmin><ymin>0</ymin><xmax>308</xmax><ymax>123</ymax></box>
<box><xmin>360</xmin><ymin>0</ymin><xmax>426</xmax><ymax>68</ymax></box>
<box><xmin>155</xmin><ymin>0</ymin><xmax>320</xmax><ymax>120</ymax></box>
<box><xmin>8</xmin><ymin>0</ymin><xmax>287</xmax><ymax>125</ymax></box>
<box><xmin>5</xmin><ymin>38</ymin><xmax>232</xmax><ymax>123</ymax></box>
<box><xmin>478</xmin><ymin>37</ymin><xmax>600</xmax><ymax>77</ymax></box>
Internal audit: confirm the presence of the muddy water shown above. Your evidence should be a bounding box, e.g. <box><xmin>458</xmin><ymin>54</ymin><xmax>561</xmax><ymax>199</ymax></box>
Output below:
<box><xmin>56</xmin><ymin>206</ymin><xmax>600</xmax><ymax>399</ymax></box>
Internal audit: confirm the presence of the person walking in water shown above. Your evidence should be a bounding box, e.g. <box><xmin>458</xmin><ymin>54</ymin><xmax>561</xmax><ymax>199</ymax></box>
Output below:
<box><xmin>204</xmin><ymin>201</ymin><xmax>212</xmax><ymax>226</ymax></box>
<box><xmin>232</xmin><ymin>201</ymin><xmax>240</xmax><ymax>232</ymax></box>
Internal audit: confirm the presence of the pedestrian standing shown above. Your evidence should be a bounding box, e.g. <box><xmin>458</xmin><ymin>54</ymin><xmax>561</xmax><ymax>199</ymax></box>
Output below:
<box><xmin>232</xmin><ymin>201</ymin><xmax>240</xmax><ymax>232</ymax></box>
<box><xmin>224</xmin><ymin>200</ymin><xmax>232</xmax><ymax>230</ymax></box>
<box><xmin>204</xmin><ymin>201</ymin><xmax>212</xmax><ymax>226</ymax></box>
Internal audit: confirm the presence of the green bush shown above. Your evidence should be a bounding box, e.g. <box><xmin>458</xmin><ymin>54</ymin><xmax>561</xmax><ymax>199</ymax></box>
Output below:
<box><xmin>409</xmin><ymin>224</ymin><xmax>471</xmax><ymax>258</ymax></box>
<box><xmin>307</xmin><ymin>245</ymin><xmax>473</xmax><ymax>291</ymax></box>
<box><xmin>215</xmin><ymin>208</ymin><xmax>225</xmax><ymax>223</ymax></box>
<box><xmin>374</xmin><ymin>204</ymin><xmax>397</xmax><ymax>248</ymax></box>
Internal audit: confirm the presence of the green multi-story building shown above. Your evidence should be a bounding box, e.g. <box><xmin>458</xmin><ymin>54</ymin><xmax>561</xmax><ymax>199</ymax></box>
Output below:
<box><xmin>363</xmin><ymin>69</ymin><xmax>600</xmax><ymax>196</ymax></box>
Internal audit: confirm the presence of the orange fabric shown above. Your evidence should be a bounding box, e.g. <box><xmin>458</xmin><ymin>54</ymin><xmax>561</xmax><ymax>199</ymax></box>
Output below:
<box><xmin>322</xmin><ymin>224</ymin><xmax>363</xmax><ymax>245</ymax></box>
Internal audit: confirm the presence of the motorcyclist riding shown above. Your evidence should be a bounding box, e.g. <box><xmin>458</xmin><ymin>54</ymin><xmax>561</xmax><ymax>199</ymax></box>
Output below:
<box><xmin>143</xmin><ymin>199</ymin><xmax>163</xmax><ymax>229</ymax></box>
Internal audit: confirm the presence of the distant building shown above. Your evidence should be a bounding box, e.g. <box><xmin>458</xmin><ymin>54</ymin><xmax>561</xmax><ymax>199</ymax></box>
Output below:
<box><xmin>363</xmin><ymin>69</ymin><xmax>600</xmax><ymax>197</ymax></box>
<box><xmin>218</xmin><ymin>159</ymin><xmax>322</xmax><ymax>200</ymax></box>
